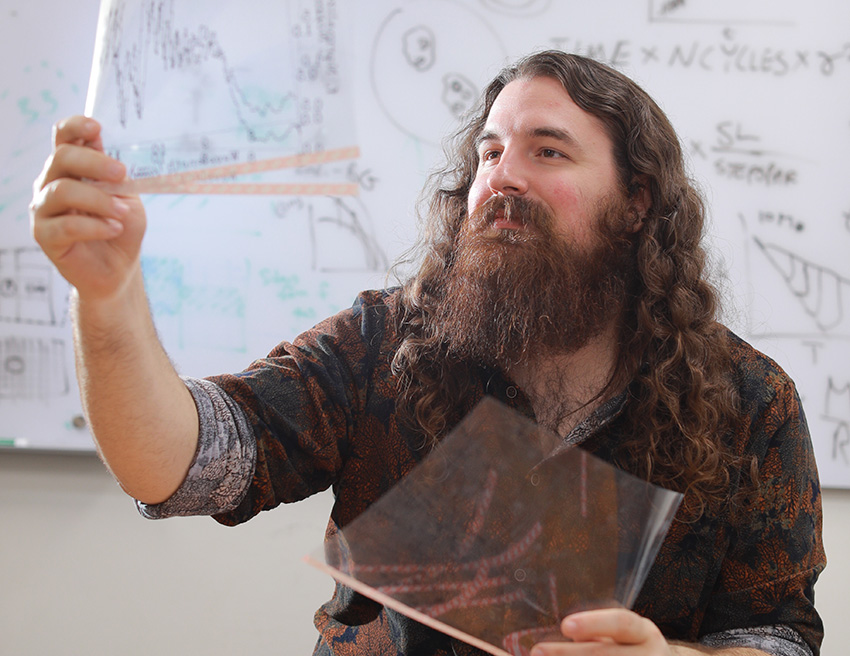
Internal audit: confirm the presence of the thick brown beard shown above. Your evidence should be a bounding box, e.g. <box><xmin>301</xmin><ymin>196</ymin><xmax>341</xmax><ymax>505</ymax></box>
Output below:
<box><xmin>430</xmin><ymin>194</ymin><xmax>637</xmax><ymax>370</ymax></box>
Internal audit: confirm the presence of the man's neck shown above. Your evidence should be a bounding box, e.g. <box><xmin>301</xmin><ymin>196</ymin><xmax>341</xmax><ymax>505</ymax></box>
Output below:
<box><xmin>508</xmin><ymin>325</ymin><xmax>620</xmax><ymax>437</ymax></box>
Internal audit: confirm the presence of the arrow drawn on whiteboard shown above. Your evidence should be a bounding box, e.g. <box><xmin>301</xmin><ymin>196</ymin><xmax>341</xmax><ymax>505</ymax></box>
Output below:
<box><xmin>753</xmin><ymin>237</ymin><xmax>849</xmax><ymax>332</ymax></box>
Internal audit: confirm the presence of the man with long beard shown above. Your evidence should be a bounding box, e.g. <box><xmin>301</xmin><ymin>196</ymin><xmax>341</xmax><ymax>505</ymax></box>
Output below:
<box><xmin>31</xmin><ymin>51</ymin><xmax>824</xmax><ymax>655</ymax></box>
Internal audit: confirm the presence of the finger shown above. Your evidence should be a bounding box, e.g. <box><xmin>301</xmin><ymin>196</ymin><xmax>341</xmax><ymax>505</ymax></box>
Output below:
<box><xmin>37</xmin><ymin>142</ymin><xmax>126</xmax><ymax>191</ymax></box>
<box><xmin>560</xmin><ymin>608</ymin><xmax>657</xmax><ymax>645</ymax></box>
<box><xmin>34</xmin><ymin>178</ymin><xmax>130</xmax><ymax>222</ymax></box>
<box><xmin>32</xmin><ymin>180</ymin><xmax>127</xmax><ymax>248</ymax></box>
<box><xmin>53</xmin><ymin>115</ymin><xmax>103</xmax><ymax>149</ymax></box>
<box><xmin>37</xmin><ymin>213</ymin><xmax>125</xmax><ymax>258</ymax></box>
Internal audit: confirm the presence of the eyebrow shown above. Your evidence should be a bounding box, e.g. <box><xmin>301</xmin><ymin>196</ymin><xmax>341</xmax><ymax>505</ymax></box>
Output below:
<box><xmin>475</xmin><ymin>126</ymin><xmax>584</xmax><ymax>153</ymax></box>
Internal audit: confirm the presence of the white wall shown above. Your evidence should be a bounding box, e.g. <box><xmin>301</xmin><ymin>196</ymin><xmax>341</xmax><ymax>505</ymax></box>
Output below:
<box><xmin>1</xmin><ymin>451</ymin><xmax>847</xmax><ymax>655</ymax></box>
<box><xmin>0</xmin><ymin>451</ymin><xmax>333</xmax><ymax>655</ymax></box>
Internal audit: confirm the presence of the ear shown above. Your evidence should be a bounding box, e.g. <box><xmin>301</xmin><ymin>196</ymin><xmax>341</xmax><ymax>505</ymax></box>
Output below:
<box><xmin>626</xmin><ymin>174</ymin><xmax>652</xmax><ymax>232</ymax></box>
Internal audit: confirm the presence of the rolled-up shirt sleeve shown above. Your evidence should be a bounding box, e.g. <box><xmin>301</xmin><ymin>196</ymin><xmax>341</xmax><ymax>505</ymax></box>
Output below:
<box><xmin>136</xmin><ymin>377</ymin><xmax>257</xmax><ymax>519</ymax></box>
<box><xmin>701</xmin><ymin>624</ymin><xmax>813</xmax><ymax>656</ymax></box>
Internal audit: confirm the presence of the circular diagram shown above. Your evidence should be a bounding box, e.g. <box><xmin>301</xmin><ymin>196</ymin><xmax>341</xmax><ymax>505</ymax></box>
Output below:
<box><xmin>371</xmin><ymin>1</ymin><xmax>507</xmax><ymax>145</ymax></box>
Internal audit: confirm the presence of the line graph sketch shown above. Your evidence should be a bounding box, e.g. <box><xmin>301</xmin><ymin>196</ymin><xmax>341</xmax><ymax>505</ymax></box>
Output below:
<box><xmin>87</xmin><ymin>0</ymin><xmax>357</xmax><ymax>181</ymax></box>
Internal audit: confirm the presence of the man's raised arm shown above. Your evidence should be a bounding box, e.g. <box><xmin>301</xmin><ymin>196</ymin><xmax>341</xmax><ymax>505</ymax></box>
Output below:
<box><xmin>30</xmin><ymin>116</ymin><xmax>199</xmax><ymax>504</ymax></box>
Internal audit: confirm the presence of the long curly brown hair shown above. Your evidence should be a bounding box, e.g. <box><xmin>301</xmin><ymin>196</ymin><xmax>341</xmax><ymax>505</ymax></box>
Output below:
<box><xmin>392</xmin><ymin>51</ymin><xmax>746</xmax><ymax>515</ymax></box>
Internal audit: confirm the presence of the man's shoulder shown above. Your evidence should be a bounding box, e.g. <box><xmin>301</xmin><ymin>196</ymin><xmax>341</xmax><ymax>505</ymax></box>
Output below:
<box><xmin>722</xmin><ymin>327</ymin><xmax>800</xmax><ymax>414</ymax></box>
<box><xmin>344</xmin><ymin>288</ymin><xmax>403</xmax><ymax>329</ymax></box>
<box><xmin>725</xmin><ymin>328</ymin><xmax>787</xmax><ymax>376</ymax></box>
<box><xmin>349</xmin><ymin>287</ymin><xmax>402</xmax><ymax>314</ymax></box>
<box><xmin>297</xmin><ymin>288</ymin><xmax>403</xmax><ymax>348</ymax></box>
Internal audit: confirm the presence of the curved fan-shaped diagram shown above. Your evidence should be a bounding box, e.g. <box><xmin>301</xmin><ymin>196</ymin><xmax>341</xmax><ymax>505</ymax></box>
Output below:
<box><xmin>753</xmin><ymin>237</ymin><xmax>849</xmax><ymax>333</ymax></box>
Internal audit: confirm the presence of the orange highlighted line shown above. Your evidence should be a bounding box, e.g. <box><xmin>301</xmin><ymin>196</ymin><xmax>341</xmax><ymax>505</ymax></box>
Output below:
<box><xmin>145</xmin><ymin>182</ymin><xmax>359</xmax><ymax>196</ymax></box>
<box><xmin>100</xmin><ymin>145</ymin><xmax>360</xmax><ymax>196</ymax></box>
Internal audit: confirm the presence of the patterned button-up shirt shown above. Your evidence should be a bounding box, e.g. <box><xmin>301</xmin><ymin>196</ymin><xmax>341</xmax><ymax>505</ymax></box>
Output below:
<box><xmin>141</xmin><ymin>289</ymin><xmax>825</xmax><ymax>656</ymax></box>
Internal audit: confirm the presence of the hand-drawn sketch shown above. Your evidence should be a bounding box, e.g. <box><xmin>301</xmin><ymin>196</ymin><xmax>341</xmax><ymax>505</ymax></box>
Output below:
<box><xmin>648</xmin><ymin>0</ymin><xmax>797</xmax><ymax>25</ymax></box>
<box><xmin>0</xmin><ymin>248</ymin><xmax>69</xmax><ymax>327</ymax></box>
<box><xmin>823</xmin><ymin>377</ymin><xmax>850</xmax><ymax>466</ymax></box>
<box><xmin>402</xmin><ymin>26</ymin><xmax>437</xmax><ymax>72</ymax></box>
<box><xmin>269</xmin><ymin>195</ymin><xmax>388</xmax><ymax>273</ymax></box>
<box><xmin>558</xmin><ymin>27</ymin><xmax>850</xmax><ymax>79</ymax></box>
<box><xmin>441</xmin><ymin>73</ymin><xmax>478</xmax><ymax>120</ymax></box>
<box><xmin>0</xmin><ymin>336</ymin><xmax>69</xmax><ymax>401</ymax></box>
<box><xmin>752</xmin><ymin>238</ymin><xmax>849</xmax><ymax>334</ymax></box>
<box><xmin>709</xmin><ymin>121</ymin><xmax>799</xmax><ymax>188</ymax></box>
<box><xmin>370</xmin><ymin>2</ymin><xmax>507</xmax><ymax>146</ymax></box>
<box><xmin>310</xmin><ymin>197</ymin><xmax>389</xmax><ymax>273</ymax></box>
<box><xmin>87</xmin><ymin>0</ymin><xmax>356</xmax><ymax>181</ymax></box>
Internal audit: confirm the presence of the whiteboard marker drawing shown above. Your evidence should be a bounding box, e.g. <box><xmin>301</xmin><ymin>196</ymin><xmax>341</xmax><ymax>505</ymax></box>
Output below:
<box><xmin>86</xmin><ymin>0</ymin><xmax>357</xmax><ymax>190</ymax></box>
<box><xmin>753</xmin><ymin>238</ymin><xmax>849</xmax><ymax>334</ymax></box>
<box><xmin>371</xmin><ymin>3</ymin><xmax>506</xmax><ymax>146</ymax></box>
<box><xmin>823</xmin><ymin>377</ymin><xmax>850</xmax><ymax>466</ymax></box>
<box><xmin>0</xmin><ymin>248</ymin><xmax>68</xmax><ymax>327</ymax></box>
<box><xmin>0</xmin><ymin>337</ymin><xmax>69</xmax><ymax>402</ymax></box>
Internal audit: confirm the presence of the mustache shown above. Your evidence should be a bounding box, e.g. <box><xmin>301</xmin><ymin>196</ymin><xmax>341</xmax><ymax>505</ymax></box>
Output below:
<box><xmin>466</xmin><ymin>194</ymin><xmax>555</xmax><ymax>235</ymax></box>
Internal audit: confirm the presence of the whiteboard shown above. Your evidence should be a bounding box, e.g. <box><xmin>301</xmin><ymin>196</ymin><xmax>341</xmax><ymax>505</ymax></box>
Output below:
<box><xmin>1</xmin><ymin>0</ymin><xmax>848</xmax><ymax>490</ymax></box>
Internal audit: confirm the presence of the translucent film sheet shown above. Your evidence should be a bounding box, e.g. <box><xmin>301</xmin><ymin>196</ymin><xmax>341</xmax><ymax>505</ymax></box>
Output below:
<box><xmin>85</xmin><ymin>0</ymin><xmax>358</xmax><ymax>194</ymax></box>
<box><xmin>305</xmin><ymin>397</ymin><xmax>683</xmax><ymax>656</ymax></box>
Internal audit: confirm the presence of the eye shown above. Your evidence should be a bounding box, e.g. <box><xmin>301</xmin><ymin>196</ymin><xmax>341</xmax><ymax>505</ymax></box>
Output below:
<box><xmin>540</xmin><ymin>147</ymin><xmax>566</xmax><ymax>159</ymax></box>
<box><xmin>479</xmin><ymin>149</ymin><xmax>501</xmax><ymax>164</ymax></box>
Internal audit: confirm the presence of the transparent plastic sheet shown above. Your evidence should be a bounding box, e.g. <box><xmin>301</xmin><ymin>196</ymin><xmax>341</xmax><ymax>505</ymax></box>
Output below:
<box><xmin>305</xmin><ymin>398</ymin><xmax>683</xmax><ymax>656</ymax></box>
<box><xmin>84</xmin><ymin>0</ymin><xmax>358</xmax><ymax>193</ymax></box>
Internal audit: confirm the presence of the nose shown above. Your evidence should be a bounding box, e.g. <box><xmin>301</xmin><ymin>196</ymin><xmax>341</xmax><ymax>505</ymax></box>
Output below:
<box><xmin>486</xmin><ymin>149</ymin><xmax>529</xmax><ymax>197</ymax></box>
